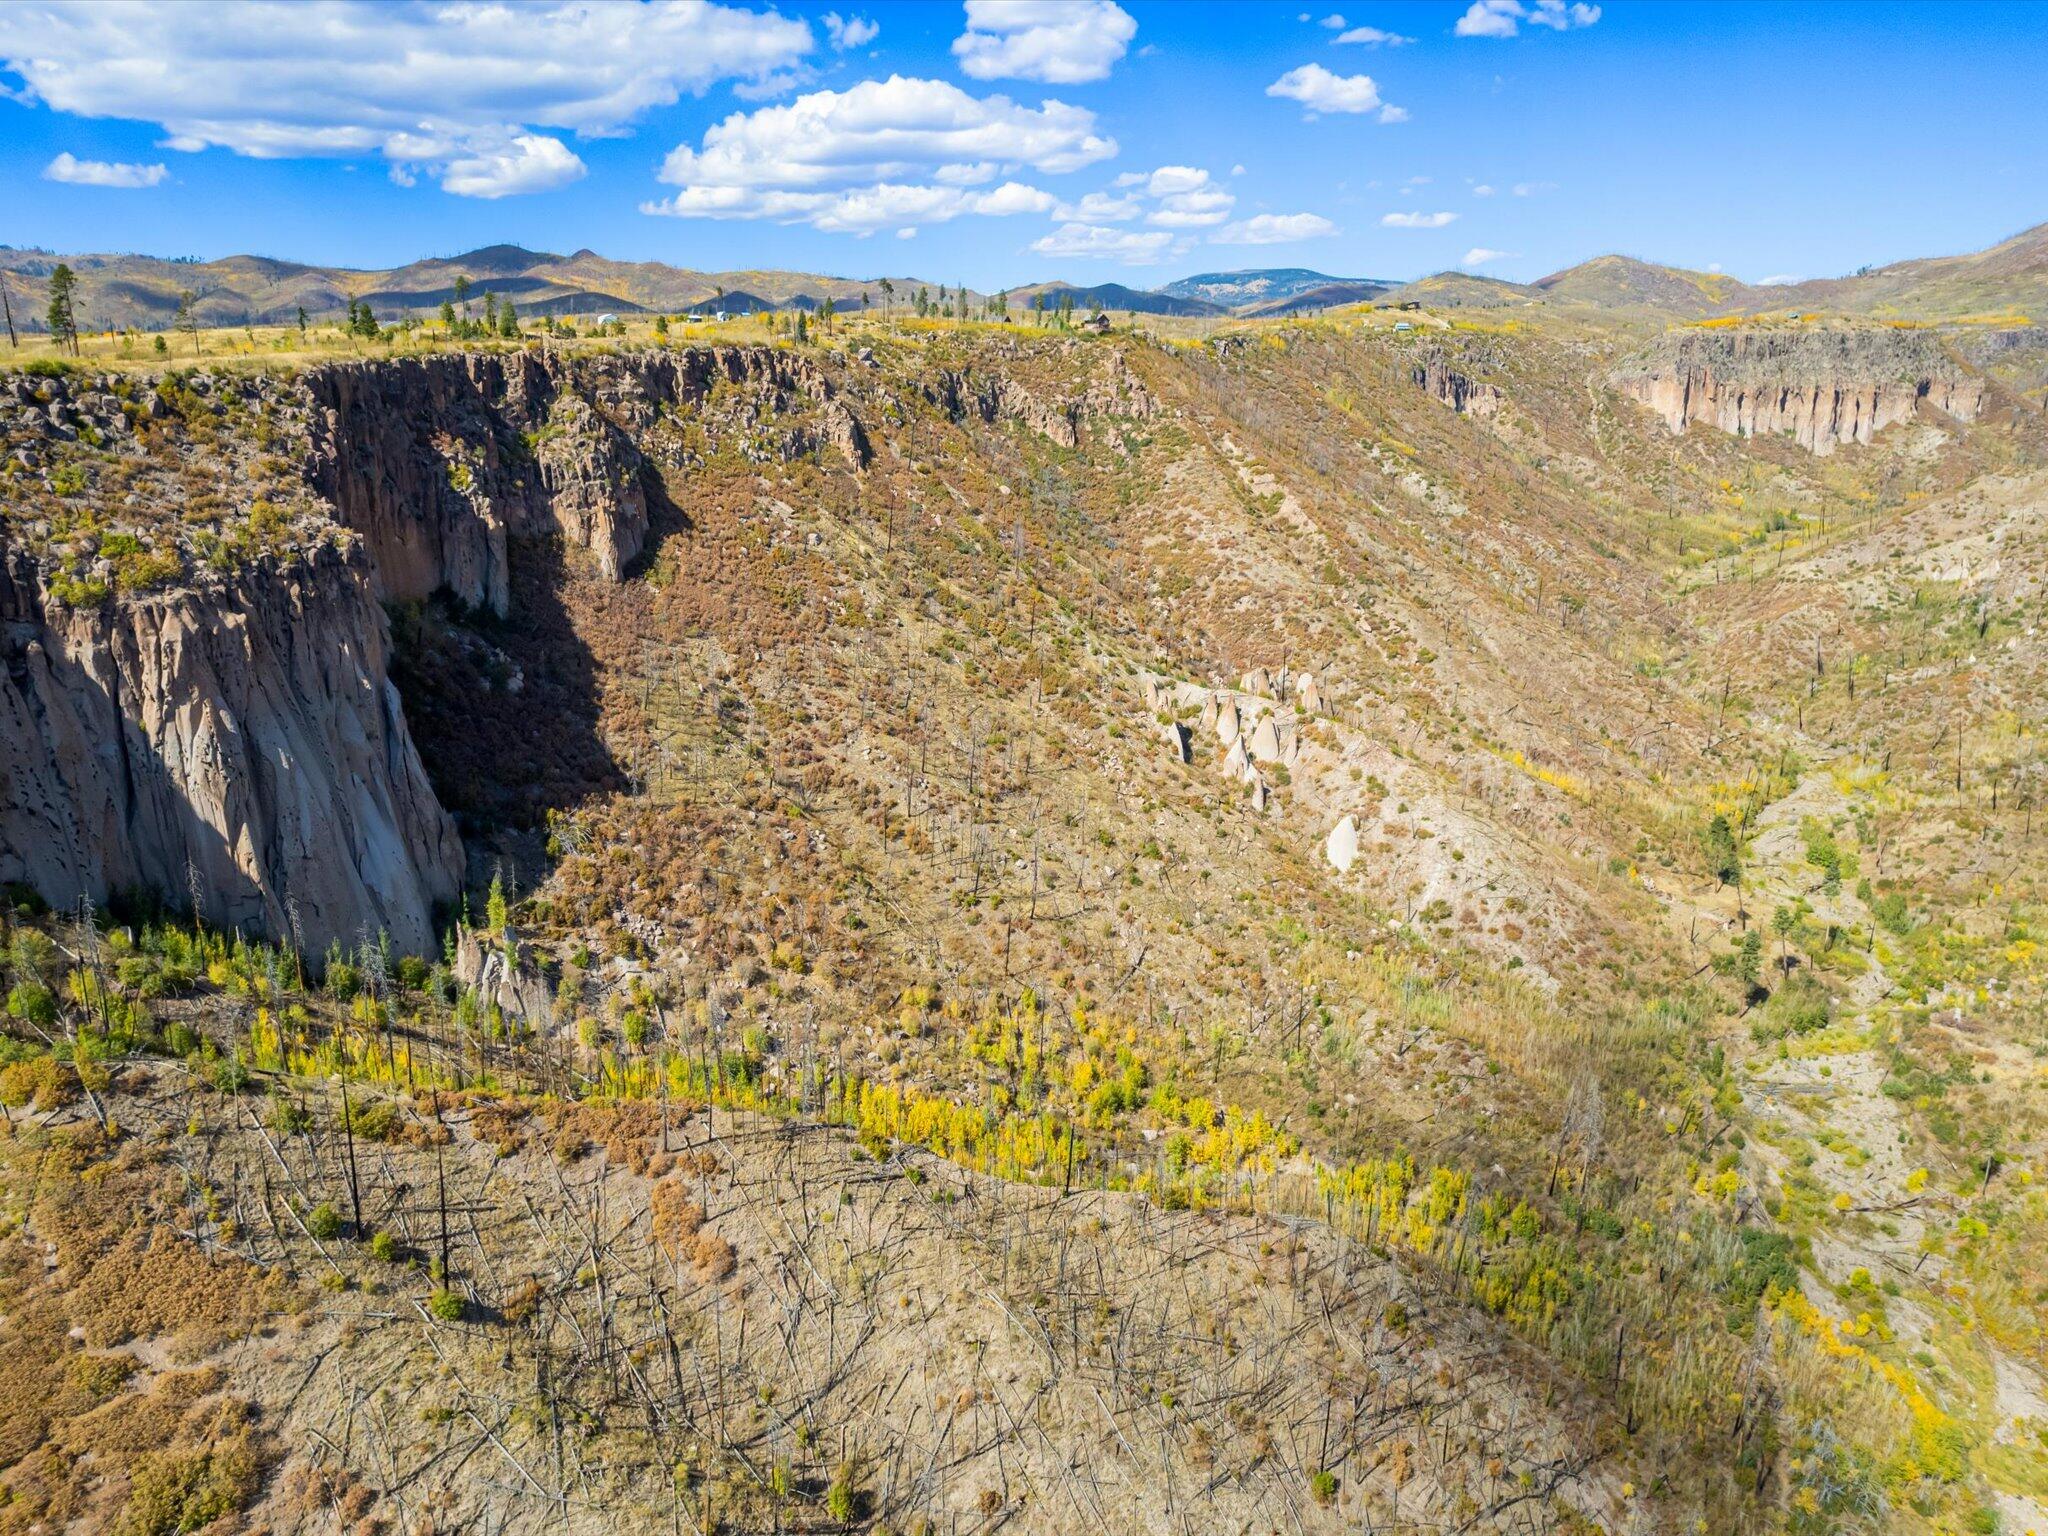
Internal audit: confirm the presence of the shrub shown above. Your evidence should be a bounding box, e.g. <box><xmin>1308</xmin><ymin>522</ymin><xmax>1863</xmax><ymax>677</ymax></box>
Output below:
<box><xmin>826</xmin><ymin>1463</ymin><xmax>861</xmax><ymax>1522</ymax></box>
<box><xmin>115</xmin><ymin>1439</ymin><xmax>260</xmax><ymax>1536</ymax></box>
<box><xmin>305</xmin><ymin>1202</ymin><xmax>343</xmax><ymax>1241</ymax></box>
<box><xmin>6</xmin><ymin>981</ymin><xmax>57</xmax><ymax>1030</ymax></box>
<box><xmin>0</xmin><ymin>1055</ymin><xmax>78</xmax><ymax>1111</ymax></box>
<box><xmin>1309</xmin><ymin>1470</ymin><xmax>1339</xmax><ymax>1506</ymax></box>
<box><xmin>427</xmin><ymin>1288</ymin><xmax>465</xmax><ymax>1321</ymax></box>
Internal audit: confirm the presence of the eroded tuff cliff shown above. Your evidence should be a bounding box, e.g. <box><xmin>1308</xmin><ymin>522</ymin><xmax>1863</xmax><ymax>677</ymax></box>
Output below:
<box><xmin>0</xmin><ymin>340</ymin><xmax>1094</xmax><ymax>951</ymax></box>
<box><xmin>0</xmin><ymin>542</ymin><xmax>461</xmax><ymax>953</ymax></box>
<box><xmin>304</xmin><ymin>344</ymin><xmax>858</xmax><ymax>612</ymax></box>
<box><xmin>1612</xmin><ymin>326</ymin><xmax>1984</xmax><ymax>453</ymax></box>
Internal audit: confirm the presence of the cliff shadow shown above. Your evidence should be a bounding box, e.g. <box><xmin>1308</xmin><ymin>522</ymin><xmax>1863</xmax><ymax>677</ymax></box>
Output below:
<box><xmin>621</xmin><ymin>464</ymin><xmax>696</xmax><ymax>582</ymax></box>
<box><xmin>387</xmin><ymin>536</ymin><xmax>625</xmax><ymax>848</ymax></box>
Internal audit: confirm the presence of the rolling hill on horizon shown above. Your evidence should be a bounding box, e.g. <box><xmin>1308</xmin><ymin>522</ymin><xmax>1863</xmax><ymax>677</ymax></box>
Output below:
<box><xmin>3</xmin><ymin>217</ymin><xmax>2045</xmax><ymax>333</ymax></box>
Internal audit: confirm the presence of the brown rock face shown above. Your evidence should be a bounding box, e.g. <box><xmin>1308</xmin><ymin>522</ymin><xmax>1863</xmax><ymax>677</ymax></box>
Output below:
<box><xmin>0</xmin><ymin>543</ymin><xmax>461</xmax><ymax>955</ymax></box>
<box><xmin>303</xmin><ymin>345</ymin><xmax>857</xmax><ymax>612</ymax></box>
<box><xmin>535</xmin><ymin>394</ymin><xmax>647</xmax><ymax>580</ymax></box>
<box><xmin>1411</xmin><ymin>351</ymin><xmax>1504</xmax><ymax>418</ymax></box>
<box><xmin>1612</xmin><ymin>328</ymin><xmax>1984</xmax><ymax>455</ymax></box>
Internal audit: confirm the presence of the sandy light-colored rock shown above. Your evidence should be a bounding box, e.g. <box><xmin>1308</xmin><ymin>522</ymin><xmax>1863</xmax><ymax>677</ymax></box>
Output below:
<box><xmin>0</xmin><ymin>544</ymin><xmax>461</xmax><ymax>956</ymax></box>
<box><xmin>1613</xmin><ymin>327</ymin><xmax>1984</xmax><ymax>455</ymax></box>
<box><xmin>1326</xmin><ymin>815</ymin><xmax>1360</xmax><ymax>874</ymax></box>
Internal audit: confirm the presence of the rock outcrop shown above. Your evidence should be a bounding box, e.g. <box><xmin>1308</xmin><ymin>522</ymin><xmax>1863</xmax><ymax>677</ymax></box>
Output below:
<box><xmin>453</xmin><ymin>926</ymin><xmax>556</xmax><ymax>1026</ymax></box>
<box><xmin>305</xmin><ymin>345</ymin><xmax>864</xmax><ymax>612</ymax></box>
<box><xmin>534</xmin><ymin>394</ymin><xmax>648</xmax><ymax>580</ymax></box>
<box><xmin>0</xmin><ymin>543</ymin><xmax>461</xmax><ymax>955</ymax></box>
<box><xmin>925</xmin><ymin>368</ymin><xmax>1080</xmax><ymax>447</ymax></box>
<box><xmin>1412</xmin><ymin>351</ymin><xmax>1504</xmax><ymax>418</ymax></box>
<box><xmin>1612</xmin><ymin>328</ymin><xmax>1984</xmax><ymax>455</ymax></box>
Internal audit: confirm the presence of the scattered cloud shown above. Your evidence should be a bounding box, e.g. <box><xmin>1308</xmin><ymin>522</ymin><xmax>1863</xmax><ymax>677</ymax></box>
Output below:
<box><xmin>1334</xmin><ymin>25</ymin><xmax>1415</xmax><ymax>46</ymax></box>
<box><xmin>1512</xmin><ymin>180</ymin><xmax>1556</xmax><ymax>196</ymax></box>
<box><xmin>440</xmin><ymin>134</ymin><xmax>587</xmax><ymax>199</ymax></box>
<box><xmin>1266</xmin><ymin>62</ymin><xmax>1392</xmax><ymax>116</ymax></box>
<box><xmin>645</xmin><ymin>74</ymin><xmax>1109</xmax><ymax>234</ymax></box>
<box><xmin>1472</xmin><ymin>183</ymin><xmax>1496</xmax><ymax>196</ymax></box>
<box><xmin>1755</xmin><ymin>274</ymin><xmax>1803</xmax><ymax>287</ymax></box>
<box><xmin>1067</xmin><ymin>164</ymin><xmax>1235</xmax><ymax>228</ymax></box>
<box><xmin>1056</xmin><ymin>189</ymin><xmax>1142</xmax><ymax>222</ymax></box>
<box><xmin>1030</xmin><ymin>222</ymin><xmax>1178</xmax><ymax>262</ymax></box>
<box><xmin>1213</xmin><ymin>212</ymin><xmax>1337</xmax><ymax>244</ymax></box>
<box><xmin>1456</xmin><ymin>0</ymin><xmax>1599</xmax><ymax>37</ymax></box>
<box><xmin>822</xmin><ymin>12</ymin><xmax>879</xmax><ymax>50</ymax></box>
<box><xmin>0</xmin><ymin>0</ymin><xmax>814</xmax><ymax>197</ymax></box>
<box><xmin>1230</xmin><ymin>163</ymin><xmax>1246</xmax><ymax>176</ymax></box>
<box><xmin>954</xmin><ymin>0</ymin><xmax>1137</xmax><ymax>84</ymax></box>
<box><xmin>1382</xmin><ymin>209</ymin><xmax>1458</xmax><ymax>228</ymax></box>
<box><xmin>1319</xmin><ymin>13</ymin><xmax>1348</xmax><ymax>27</ymax></box>
<box><xmin>1377</xmin><ymin>103</ymin><xmax>1409</xmax><ymax>123</ymax></box>
<box><xmin>1462</xmin><ymin>246</ymin><xmax>1513</xmax><ymax>265</ymax></box>
<box><xmin>42</xmin><ymin>151</ymin><xmax>167</xmax><ymax>188</ymax></box>
<box><xmin>1528</xmin><ymin>1</ymin><xmax>1602</xmax><ymax>28</ymax></box>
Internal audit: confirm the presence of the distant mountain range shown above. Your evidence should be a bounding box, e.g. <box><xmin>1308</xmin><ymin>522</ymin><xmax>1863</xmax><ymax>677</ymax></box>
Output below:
<box><xmin>4</xmin><ymin>221</ymin><xmax>2045</xmax><ymax>333</ymax></box>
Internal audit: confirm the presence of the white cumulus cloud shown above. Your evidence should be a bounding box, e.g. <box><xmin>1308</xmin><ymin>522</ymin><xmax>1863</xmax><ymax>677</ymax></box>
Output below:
<box><xmin>1213</xmin><ymin>212</ymin><xmax>1337</xmax><ymax>245</ymax></box>
<box><xmin>645</xmin><ymin>74</ymin><xmax>1107</xmax><ymax>234</ymax></box>
<box><xmin>954</xmin><ymin>0</ymin><xmax>1137</xmax><ymax>84</ymax></box>
<box><xmin>1462</xmin><ymin>246</ymin><xmax>1513</xmax><ymax>265</ymax></box>
<box><xmin>439</xmin><ymin>133</ymin><xmax>587</xmax><ymax>199</ymax></box>
<box><xmin>1030</xmin><ymin>222</ymin><xmax>1177</xmax><ymax>263</ymax></box>
<box><xmin>1455</xmin><ymin>0</ymin><xmax>1599</xmax><ymax>36</ymax></box>
<box><xmin>822</xmin><ymin>12</ymin><xmax>879</xmax><ymax>50</ymax></box>
<box><xmin>1335</xmin><ymin>25</ymin><xmax>1414</xmax><ymax>45</ymax></box>
<box><xmin>1383</xmin><ymin>210</ymin><xmax>1458</xmax><ymax>228</ymax></box>
<box><xmin>42</xmin><ymin>151</ymin><xmax>167</xmax><ymax>188</ymax></box>
<box><xmin>1266</xmin><ymin>62</ymin><xmax>1391</xmax><ymax>116</ymax></box>
<box><xmin>1</xmin><ymin>0</ymin><xmax>812</xmax><ymax>197</ymax></box>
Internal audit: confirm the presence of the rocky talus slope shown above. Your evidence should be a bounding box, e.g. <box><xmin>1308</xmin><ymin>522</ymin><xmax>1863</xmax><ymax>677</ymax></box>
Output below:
<box><xmin>1612</xmin><ymin>326</ymin><xmax>1984</xmax><ymax>452</ymax></box>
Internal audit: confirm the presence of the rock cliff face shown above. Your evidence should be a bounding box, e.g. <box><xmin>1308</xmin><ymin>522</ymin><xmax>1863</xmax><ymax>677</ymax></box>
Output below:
<box><xmin>305</xmin><ymin>345</ymin><xmax>857</xmax><ymax>612</ymax></box>
<box><xmin>1613</xmin><ymin>328</ymin><xmax>1984</xmax><ymax>454</ymax></box>
<box><xmin>0</xmin><ymin>542</ymin><xmax>461</xmax><ymax>954</ymax></box>
<box><xmin>1412</xmin><ymin>350</ymin><xmax>1504</xmax><ymax>418</ymax></box>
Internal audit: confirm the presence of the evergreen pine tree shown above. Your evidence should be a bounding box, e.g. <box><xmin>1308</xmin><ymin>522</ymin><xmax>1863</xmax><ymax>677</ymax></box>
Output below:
<box><xmin>45</xmin><ymin>264</ymin><xmax>79</xmax><ymax>356</ymax></box>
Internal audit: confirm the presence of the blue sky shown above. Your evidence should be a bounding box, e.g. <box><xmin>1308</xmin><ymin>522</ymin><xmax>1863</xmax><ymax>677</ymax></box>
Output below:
<box><xmin>5</xmin><ymin>1</ymin><xmax>2046</xmax><ymax>289</ymax></box>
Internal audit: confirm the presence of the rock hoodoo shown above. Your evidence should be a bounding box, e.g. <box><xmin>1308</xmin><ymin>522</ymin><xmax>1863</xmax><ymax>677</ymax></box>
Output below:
<box><xmin>1326</xmin><ymin>815</ymin><xmax>1360</xmax><ymax>874</ymax></box>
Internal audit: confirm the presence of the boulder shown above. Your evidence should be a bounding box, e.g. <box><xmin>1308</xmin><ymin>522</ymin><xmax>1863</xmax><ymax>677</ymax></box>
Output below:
<box><xmin>1297</xmin><ymin>673</ymin><xmax>1322</xmax><ymax>714</ymax></box>
<box><xmin>1164</xmin><ymin>720</ymin><xmax>1192</xmax><ymax>764</ymax></box>
<box><xmin>455</xmin><ymin>926</ymin><xmax>557</xmax><ymax>1027</ymax></box>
